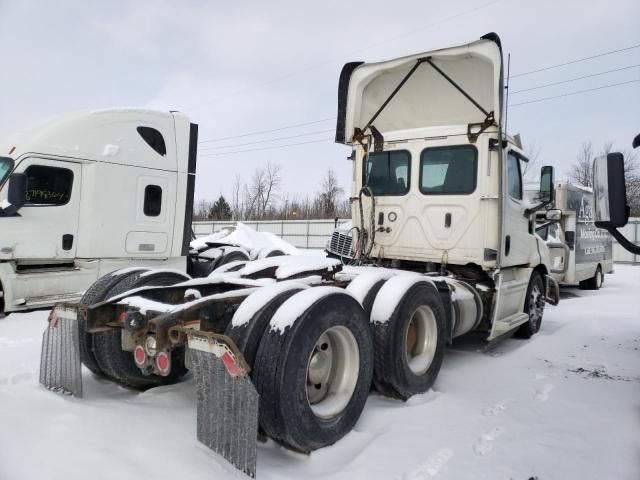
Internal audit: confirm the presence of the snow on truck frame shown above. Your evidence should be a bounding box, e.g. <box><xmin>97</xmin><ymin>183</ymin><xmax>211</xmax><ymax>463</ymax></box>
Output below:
<box><xmin>39</xmin><ymin>33</ymin><xmax>561</xmax><ymax>477</ymax></box>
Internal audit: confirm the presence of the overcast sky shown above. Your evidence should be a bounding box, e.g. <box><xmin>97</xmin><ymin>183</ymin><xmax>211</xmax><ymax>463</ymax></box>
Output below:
<box><xmin>1</xmin><ymin>0</ymin><xmax>638</xmax><ymax>202</ymax></box>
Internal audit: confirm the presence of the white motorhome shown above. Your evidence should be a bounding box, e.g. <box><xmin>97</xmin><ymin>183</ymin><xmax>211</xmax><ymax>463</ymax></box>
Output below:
<box><xmin>0</xmin><ymin>109</ymin><xmax>197</xmax><ymax>313</ymax></box>
<box><xmin>527</xmin><ymin>182</ymin><xmax>613</xmax><ymax>289</ymax></box>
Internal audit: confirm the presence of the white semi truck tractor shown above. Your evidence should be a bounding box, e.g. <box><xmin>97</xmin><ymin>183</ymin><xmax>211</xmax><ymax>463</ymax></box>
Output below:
<box><xmin>0</xmin><ymin>109</ymin><xmax>198</xmax><ymax>313</ymax></box>
<box><xmin>39</xmin><ymin>33</ymin><xmax>560</xmax><ymax>478</ymax></box>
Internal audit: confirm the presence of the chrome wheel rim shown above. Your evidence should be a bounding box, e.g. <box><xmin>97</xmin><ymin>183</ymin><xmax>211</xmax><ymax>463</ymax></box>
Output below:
<box><xmin>404</xmin><ymin>306</ymin><xmax>438</xmax><ymax>375</ymax></box>
<box><xmin>306</xmin><ymin>326</ymin><xmax>359</xmax><ymax>419</ymax></box>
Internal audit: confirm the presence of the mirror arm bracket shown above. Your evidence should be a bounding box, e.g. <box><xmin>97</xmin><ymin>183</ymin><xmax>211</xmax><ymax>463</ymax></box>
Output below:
<box><xmin>606</xmin><ymin>227</ymin><xmax>640</xmax><ymax>255</ymax></box>
<box><xmin>524</xmin><ymin>199</ymin><xmax>552</xmax><ymax>217</ymax></box>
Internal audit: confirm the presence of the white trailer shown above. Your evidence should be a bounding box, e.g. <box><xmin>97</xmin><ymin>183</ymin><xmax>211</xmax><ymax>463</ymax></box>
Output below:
<box><xmin>529</xmin><ymin>182</ymin><xmax>613</xmax><ymax>289</ymax></box>
<box><xmin>0</xmin><ymin>109</ymin><xmax>198</xmax><ymax>313</ymax></box>
<box><xmin>39</xmin><ymin>33</ymin><xmax>561</xmax><ymax>478</ymax></box>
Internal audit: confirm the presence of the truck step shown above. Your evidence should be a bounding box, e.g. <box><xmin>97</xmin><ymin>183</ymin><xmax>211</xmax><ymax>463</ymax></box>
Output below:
<box><xmin>488</xmin><ymin>313</ymin><xmax>528</xmax><ymax>341</ymax></box>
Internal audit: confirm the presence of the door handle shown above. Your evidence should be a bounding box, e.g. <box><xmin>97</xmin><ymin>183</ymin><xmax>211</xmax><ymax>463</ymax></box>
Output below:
<box><xmin>505</xmin><ymin>235</ymin><xmax>511</xmax><ymax>256</ymax></box>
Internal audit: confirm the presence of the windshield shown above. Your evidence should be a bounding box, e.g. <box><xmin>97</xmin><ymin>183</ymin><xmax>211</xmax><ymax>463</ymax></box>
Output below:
<box><xmin>0</xmin><ymin>157</ymin><xmax>12</xmax><ymax>185</ymax></box>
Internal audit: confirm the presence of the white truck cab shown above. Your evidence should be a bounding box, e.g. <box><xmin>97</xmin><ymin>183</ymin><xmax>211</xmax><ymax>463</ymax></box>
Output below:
<box><xmin>335</xmin><ymin>33</ymin><xmax>559</xmax><ymax>339</ymax></box>
<box><xmin>0</xmin><ymin>109</ymin><xmax>197</xmax><ymax>313</ymax></box>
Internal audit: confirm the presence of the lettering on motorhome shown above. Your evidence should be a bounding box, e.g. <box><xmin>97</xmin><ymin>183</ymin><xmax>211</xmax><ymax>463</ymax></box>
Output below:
<box><xmin>578</xmin><ymin>197</ymin><xmax>594</xmax><ymax>225</ymax></box>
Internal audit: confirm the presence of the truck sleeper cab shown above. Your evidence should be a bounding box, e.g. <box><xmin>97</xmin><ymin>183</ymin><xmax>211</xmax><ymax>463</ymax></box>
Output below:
<box><xmin>0</xmin><ymin>109</ymin><xmax>197</xmax><ymax>313</ymax></box>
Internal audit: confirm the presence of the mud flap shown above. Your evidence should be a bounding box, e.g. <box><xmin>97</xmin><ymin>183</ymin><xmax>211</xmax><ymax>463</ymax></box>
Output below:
<box><xmin>545</xmin><ymin>275</ymin><xmax>560</xmax><ymax>306</ymax></box>
<box><xmin>39</xmin><ymin>304</ymin><xmax>83</xmax><ymax>398</ymax></box>
<box><xmin>186</xmin><ymin>331</ymin><xmax>259</xmax><ymax>478</ymax></box>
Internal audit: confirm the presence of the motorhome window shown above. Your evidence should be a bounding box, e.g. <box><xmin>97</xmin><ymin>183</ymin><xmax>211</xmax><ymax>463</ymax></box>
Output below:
<box><xmin>24</xmin><ymin>165</ymin><xmax>73</xmax><ymax>206</ymax></box>
<box><xmin>137</xmin><ymin>126</ymin><xmax>167</xmax><ymax>156</ymax></box>
<box><xmin>363</xmin><ymin>151</ymin><xmax>410</xmax><ymax>196</ymax></box>
<box><xmin>0</xmin><ymin>157</ymin><xmax>12</xmax><ymax>185</ymax></box>
<box><xmin>144</xmin><ymin>185</ymin><xmax>162</xmax><ymax>216</ymax></box>
<box><xmin>507</xmin><ymin>152</ymin><xmax>523</xmax><ymax>200</ymax></box>
<box><xmin>420</xmin><ymin>146</ymin><xmax>477</xmax><ymax>195</ymax></box>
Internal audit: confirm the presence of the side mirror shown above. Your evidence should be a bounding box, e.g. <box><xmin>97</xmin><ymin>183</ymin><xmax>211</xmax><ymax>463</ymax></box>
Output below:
<box><xmin>7</xmin><ymin>173</ymin><xmax>27</xmax><ymax>211</ymax></box>
<box><xmin>545</xmin><ymin>209</ymin><xmax>562</xmax><ymax>222</ymax></box>
<box><xmin>593</xmin><ymin>152</ymin><xmax>629</xmax><ymax>228</ymax></box>
<box><xmin>633</xmin><ymin>133</ymin><xmax>640</xmax><ymax>149</ymax></box>
<box><xmin>565</xmin><ymin>231</ymin><xmax>575</xmax><ymax>250</ymax></box>
<box><xmin>540</xmin><ymin>166</ymin><xmax>554</xmax><ymax>203</ymax></box>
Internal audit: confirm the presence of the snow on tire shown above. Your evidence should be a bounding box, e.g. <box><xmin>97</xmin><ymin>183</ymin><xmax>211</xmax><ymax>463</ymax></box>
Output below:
<box><xmin>346</xmin><ymin>270</ymin><xmax>394</xmax><ymax>317</ymax></box>
<box><xmin>92</xmin><ymin>270</ymin><xmax>190</xmax><ymax>390</ymax></box>
<box><xmin>253</xmin><ymin>289</ymin><xmax>373</xmax><ymax>452</ymax></box>
<box><xmin>225</xmin><ymin>282</ymin><xmax>308</xmax><ymax>370</ymax></box>
<box><xmin>370</xmin><ymin>277</ymin><xmax>446</xmax><ymax>400</ymax></box>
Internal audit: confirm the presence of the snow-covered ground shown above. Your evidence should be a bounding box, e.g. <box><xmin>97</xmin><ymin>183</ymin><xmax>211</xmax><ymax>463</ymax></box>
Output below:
<box><xmin>1</xmin><ymin>266</ymin><xmax>639</xmax><ymax>480</ymax></box>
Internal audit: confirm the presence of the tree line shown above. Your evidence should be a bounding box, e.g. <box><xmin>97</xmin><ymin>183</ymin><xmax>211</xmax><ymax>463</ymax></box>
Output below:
<box><xmin>193</xmin><ymin>161</ymin><xmax>351</xmax><ymax>221</ymax></box>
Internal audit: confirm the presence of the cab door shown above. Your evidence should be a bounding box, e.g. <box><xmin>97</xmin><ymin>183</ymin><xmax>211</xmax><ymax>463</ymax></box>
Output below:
<box><xmin>501</xmin><ymin>151</ymin><xmax>533</xmax><ymax>267</ymax></box>
<box><xmin>8</xmin><ymin>157</ymin><xmax>81</xmax><ymax>261</ymax></box>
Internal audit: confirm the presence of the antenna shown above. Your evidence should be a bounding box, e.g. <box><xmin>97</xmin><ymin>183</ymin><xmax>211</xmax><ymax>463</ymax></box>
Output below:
<box><xmin>503</xmin><ymin>53</ymin><xmax>511</xmax><ymax>142</ymax></box>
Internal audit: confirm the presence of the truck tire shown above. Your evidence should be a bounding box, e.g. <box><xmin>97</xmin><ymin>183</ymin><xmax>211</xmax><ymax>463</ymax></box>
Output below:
<box><xmin>224</xmin><ymin>287</ymin><xmax>304</xmax><ymax>370</ymax></box>
<box><xmin>78</xmin><ymin>268</ymin><xmax>150</xmax><ymax>377</ymax></box>
<box><xmin>579</xmin><ymin>265</ymin><xmax>603</xmax><ymax>291</ymax></box>
<box><xmin>92</xmin><ymin>270</ymin><xmax>190</xmax><ymax>390</ymax></box>
<box><xmin>253</xmin><ymin>291</ymin><xmax>373</xmax><ymax>452</ymax></box>
<box><xmin>218</xmin><ymin>250</ymin><xmax>251</xmax><ymax>268</ymax></box>
<box><xmin>371</xmin><ymin>282</ymin><xmax>446</xmax><ymax>401</ymax></box>
<box><xmin>515</xmin><ymin>271</ymin><xmax>545</xmax><ymax>339</ymax></box>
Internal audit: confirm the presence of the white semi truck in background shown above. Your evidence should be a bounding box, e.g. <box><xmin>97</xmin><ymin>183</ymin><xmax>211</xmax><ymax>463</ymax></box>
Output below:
<box><xmin>39</xmin><ymin>33</ymin><xmax>562</xmax><ymax>478</ymax></box>
<box><xmin>0</xmin><ymin>109</ymin><xmax>198</xmax><ymax>313</ymax></box>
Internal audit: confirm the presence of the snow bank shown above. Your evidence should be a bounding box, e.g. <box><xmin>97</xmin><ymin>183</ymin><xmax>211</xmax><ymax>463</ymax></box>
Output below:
<box><xmin>190</xmin><ymin>222</ymin><xmax>298</xmax><ymax>257</ymax></box>
<box><xmin>231</xmin><ymin>281</ymin><xmax>309</xmax><ymax>328</ymax></box>
<box><xmin>269</xmin><ymin>286</ymin><xmax>353</xmax><ymax>333</ymax></box>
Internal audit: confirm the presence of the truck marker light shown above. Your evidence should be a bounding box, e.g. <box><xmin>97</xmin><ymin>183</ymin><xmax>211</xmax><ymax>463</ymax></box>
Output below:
<box><xmin>134</xmin><ymin>345</ymin><xmax>146</xmax><ymax>365</ymax></box>
<box><xmin>156</xmin><ymin>352</ymin><xmax>170</xmax><ymax>374</ymax></box>
<box><xmin>222</xmin><ymin>351</ymin><xmax>241</xmax><ymax>377</ymax></box>
<box><xmin>119</xmin><ymin>312</ymin><xmax>126</xmax><ymax>324</ymax></box>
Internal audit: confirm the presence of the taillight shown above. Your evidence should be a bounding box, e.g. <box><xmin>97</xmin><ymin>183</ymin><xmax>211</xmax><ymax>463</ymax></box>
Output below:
<box><xmin>156</xmin><ymin>351</ymin><xmax>171</xmax><ymax>376</ymax></box>
<box><xmin>134</xmin><ymin>345</ymin><xmax>146</xmax><ymax>366</ymax></box>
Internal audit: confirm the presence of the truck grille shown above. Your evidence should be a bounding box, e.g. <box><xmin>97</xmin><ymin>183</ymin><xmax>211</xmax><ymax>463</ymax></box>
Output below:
<box><xmin>328</xmin><ymin>231</ymin><xmax>353</xmax><ymax>258</ymax></box>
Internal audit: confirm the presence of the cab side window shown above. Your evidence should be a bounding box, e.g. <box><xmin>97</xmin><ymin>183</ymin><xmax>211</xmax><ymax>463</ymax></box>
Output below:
<box><xmin>507</xmin><ymin>153</ymin><xmax>523</xmax><ymax>200</ymax></box>
<box><xmin>24</xmin><ymin>165</ymin><xmax>73</xmax><ymax>206</ymax></box>
<box><xmin>144</xmin><ymin>185</ymin><xmax>162</xmax><ymax>217</ymax></box>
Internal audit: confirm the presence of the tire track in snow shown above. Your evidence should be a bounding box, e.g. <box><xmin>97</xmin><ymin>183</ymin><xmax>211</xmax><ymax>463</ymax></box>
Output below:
<box><xmin>401</xmin><ymin>448</ymin><xmax>453</xmax><ymax>479</ymax></box>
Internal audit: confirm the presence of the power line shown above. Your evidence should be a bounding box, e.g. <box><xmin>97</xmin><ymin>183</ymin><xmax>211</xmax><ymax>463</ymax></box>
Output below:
<box><xmin>511</xmin><ymin>44</ymin><xmax>640</xmax><ymax>78</ymax></box>
<box><xmin>199</xmin><ymin>138</ymin><xmax>333</xmax><ymax>157</ymax></box>
<box><xmin>200</xmin><ymin>80</ymin><xmax>639</xmax><ymax>154</ymax></box>
<box><xmin>199</xmin><ymin>128</ymin><xmax>335</xmax><ymax>151</ymax></box>
<box><xmin>510</xmin><ymin>79</ymin><xmax>639</xmax><ymax>107</ymax></box>
<box><xmin>199</xmin><ymin>117</ymin><xmax>334</xmax><ymax>143</ymax></box>
<box><xmin>510</xmin><ymin>65</ymin><xmax>640</xmax><ymax>94</ymax></box>
<box><xmin>190</xmin><ymin>0</ymin><xmax>505</xmax><ymax>115</ymax></box>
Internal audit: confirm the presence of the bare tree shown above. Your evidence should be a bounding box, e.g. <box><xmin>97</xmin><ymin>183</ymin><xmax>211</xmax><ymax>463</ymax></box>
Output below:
<box><xmin>317</xmin><ymin>169</ymin><xmax>344</xmax><ymax>218</ymax></box>
<box><xmin>230</xmin><ymin>174</ymin><xmax>243</xmax><ymax>221</ymax></box>
<box><xmin>522</xmin><ymin>140</ymin><xmax>542</xmax><ymax>180</ymax></box>
<box><xmin>260</xmin><ymin>161</ymin><xmax>281</xmax><ymax>218</ymax></box>
<box><xmin>568</xmin><ymin>142</ymin><xmax>595</xmax><ymax>187</ymax></box>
